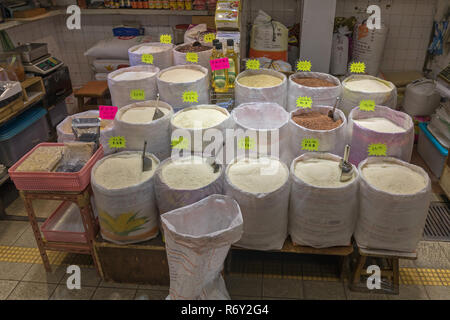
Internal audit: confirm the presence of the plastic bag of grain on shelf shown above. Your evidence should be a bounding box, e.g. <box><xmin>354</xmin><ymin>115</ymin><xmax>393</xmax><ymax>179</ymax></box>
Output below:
<box><xmin>355</xmin><ymin>157</ymin><xmax>431</xmax><ymax>252</ymax></box>
<box><xmin>56</xmin><ymin>111</ymin><xmax>115</xmax><ymax>155</ymax></box>
<box><xmin>91</xmin><ymin>151</ymin><xmax>160</xmax><ymax>245</ymax></box>
<box><xmin>107</xmin><ymin>65</ymin><xmax>159</xmax><ymax>108</ymax></box>
<box><xmin>289</xmin><ymin>105</ymin><xmax>347</xmax><ymax>159</ymax></box>
<box><xmin>287</xmin><ymin>72</ymin><xmax>341</xmax><ymax>112</ymax></box>
<box><xmin>94</xmin><ymin>73</ymin><xmax>108</xmax><ymax>81</ymax></box>
<box><xmin>114</xmin><ymin>100</ymin><xmax>174</xmax><ymax>160</ymax></box>
<box><xmin>224</xmin><ymin>156</ymin><xmax>290</xmax><ymax>250</ymax></box>
<box><xmin>92</xmin><ymin>59</ymin><xmax>130</xmax><ymax>73</ymax></box>
<box><xmin>128</xmin><ymin>42</ymin><xmax>174</xmax><ymax>70</ymax></box>
<box><xmin>173</xmin><ymin>42</ymin><xmax>213</xmax><ymax>71</ymax></box>
<box><xmin>347</xmin><ymin>105</ymin><xmax>414</xmax><ymax>165</ymax></box>
<box><xmin>154</xmin><ymin>155</ymin><xmax>223</xmax><ymax>214</ymax></box>
<box><xmin>235</xmin><ymin>69</ymin><xmax>287</xmax><ymax>109</ymax></box>
<box><xmin>289</xmin><ymin>153</ymin><xmax>359</xmax><ymax>248</ymax></box>
<box><xmin>84</xmin><ymin>35</ymin><xmax>153</xmax><ymax>59</ymax></box>
<box><xmin>340</xmin><ymin>75</ymin><xmax>397</xmax><ymax>116</ymax></box>
<box><xmin>161</xmin><ymin>194</ymin><xmax>243</xmax><ymax>300</ymax></box>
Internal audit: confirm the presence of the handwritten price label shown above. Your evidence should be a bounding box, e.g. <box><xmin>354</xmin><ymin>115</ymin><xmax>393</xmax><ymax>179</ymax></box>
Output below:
<box><xmin>99</xmin><ymin>105</ymin><xmax>118</xmax><ymax>120</ymax></box>
<box><xmin>359</xmin><ymin>99</ymin><xmax>375</xmax><ymax>111</ymax></box>
<box><xmin>203</xmin><ymin>33</ymin><xmax>215</xmax><ymax>43</ymax></box>
<box><xmin>297</xmin><ymin>60</ymin><xmax>312</xmax><ymax>72</ymax></box>
<box><xmin>141</xmin><ymin>54</ymin><xmax>154</xmax><ymax>64</ymax></box>
<box><xmin>182</xmin><ymin>91</ymin><xmax>199</xmax><ymax>103</ymax></box>
<box><xmin>368</xmin><ymin>143</ymin><xmax>387</xmax><ymax>156</ymax></box>
<box><xmin>171</xmin><ymin>136</ymin><xmax>190</xmax><ymax>150</ymax></box>
<box><xmin>296</xmin><ymin>96</ymin><xmax>313</xmax><ymax>108</ymax></box>
<box><xmin>186</xmin><ymin>52</ymin><xmax>199</xmax><ymax>63</ymax></box>
<box><xmin>238</xmin><ymin>137</ymin><xmax>255</xmax><ymax>150</ymax></box>
<box><xmin>108</xmin><ymin>136</ymin><xmax>126</xmax><ymax>149</ymax></box>
<box><xmin>246</xmin><ymin>59</ymin><xmax>260</xmax><ymax>70</ymax></box>
<box><xmin>301</xmin><ymin>138</ymin><xmax>319</xmax><ymax>152</ymax></box>
<box><xmin>160</xmin><ymin>34</ymin><xmax>172</xmax><ymax>44</ymax></box>
<box><xmin>130</xmin><ymin>89</ymin><xmax>145</xmax><ymax>100</ymax></box>
<box><xmin>350</xmin><ymin>61</ymin><xmax>366</xmax><ymax>73</ymax></box>
<box><xmin>210</xmin><ymin>57</ymin><xmax>230</xmax><ymax>71</ymax></box>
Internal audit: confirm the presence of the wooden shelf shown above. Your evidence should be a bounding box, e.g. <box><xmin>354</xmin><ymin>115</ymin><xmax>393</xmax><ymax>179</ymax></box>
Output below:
<box><xmin>81</xmin><ymin>8</ymin><xmax>212</xmax><ymax>16</ymax></box>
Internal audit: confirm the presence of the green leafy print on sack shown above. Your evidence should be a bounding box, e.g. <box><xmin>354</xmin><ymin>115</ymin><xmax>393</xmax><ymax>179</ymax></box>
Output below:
<box><xmin>99</xmin><ymin>210</ymin><xmax>148</xmax><ymax>236</ymax></box>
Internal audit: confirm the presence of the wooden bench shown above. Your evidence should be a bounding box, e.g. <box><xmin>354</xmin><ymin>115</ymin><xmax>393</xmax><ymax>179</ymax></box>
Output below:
<box><xmin>74</xmin><ymin>81</ymin><xmax>109</xmax><ymax>112</ymax></box>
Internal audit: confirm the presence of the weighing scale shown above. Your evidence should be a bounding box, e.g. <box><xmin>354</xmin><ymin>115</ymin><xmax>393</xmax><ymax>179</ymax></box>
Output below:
<box><xmin>23</xmin><ymin>54</ymin><xmax>63</xmax><ymax>75</ymax></box>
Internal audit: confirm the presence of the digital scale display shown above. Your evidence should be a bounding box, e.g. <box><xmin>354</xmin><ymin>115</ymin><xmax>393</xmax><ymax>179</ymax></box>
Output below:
<box><xmin>37</xmin><ymin>57</ymin><xmax>61</xmax><ymax>71</ymax></box>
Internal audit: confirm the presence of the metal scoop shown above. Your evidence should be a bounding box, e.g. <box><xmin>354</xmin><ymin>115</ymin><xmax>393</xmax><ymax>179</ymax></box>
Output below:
<box><xmin>152</xmin><ymin>93</ymin><xmax>165</xmax><ymax>121</ymax></box>
<box><xmin>142</xmin><ymin>141</ymin><xmax>153</xmax><ymax>172</ymax></box>
<box><xmin>328</xmin><ymin>97</ymin><xmax>340</xmax><ymax>121</ymax></box>
<box><xmin>339</xmin><ymin>144</ymin><xmax>353</xmax><ymax>182</ymax></box>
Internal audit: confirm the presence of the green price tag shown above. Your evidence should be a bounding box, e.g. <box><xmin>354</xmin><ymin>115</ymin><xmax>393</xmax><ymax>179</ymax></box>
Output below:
<box><xmin>108</xmin><ymin>136</ymin><xmax>126</xmax><ymax>149</ymax></box>
<box><xmin>359</xmin><ymin>99</ymin><xmax>375</xmax><ymax>111</ymax></box>
<box><xmin>296</xmin><ymin>60</ymin><xmax>312</xmax><ymax>72</ymax></box>
<box><xmin>350</xmin><ymin>62</ymin><xmax>366</xmax><ymax>73</ymax></box>
<box><xmin>296</xmin><ymin>96</ymin><xmax>313</xmax><ymax>108</ymax></box>
<box><xmin>182</xmin><ymin>91</ymin><xmax>199</xmax><ymax>103</ymax></box>
<box><xmin>246</xmin><ymin>59</ymin><xmax>260</xmax><ymax>70</ymax></box>
<box><xmin>238</xmin><ymin>137</ymin><xmax>255</xmax><ymax>150</ymax></box>
<box><xmin>203</xmin><ymin>33</ymin><xmax>215</xmax><ymax>43</ymax></box>
<box><xmin>160</xmin><ymin>34</ymin><xmax>172</xmax><ymax>44</ymax></box>
<box><xmin>130</xmin><ymin>89</ymin><xmax>145</xmax><ymax>100</ymax></box>
<box><xmin>301</xmin><ymin>138</ymin><xmax>319</xmax><ymax>152</ymax></box>
<box><xmin>368</xmin><ymin>143</ymin><xmax>387</xmax><ymax>156</ymax></box>
<box><xmin>171</xmin><ymin>137</ymin><xmax>189</xmax><ymax>150</ymax></box>
<box><xmin>141</xmin><ymin>54</ymin><xmax>154</xmax><ymax>64</ymax></box>
<box><xmin>186</xmin><ymin>52</ymin><xmax>199</xmax><ymax>63</ymax></box>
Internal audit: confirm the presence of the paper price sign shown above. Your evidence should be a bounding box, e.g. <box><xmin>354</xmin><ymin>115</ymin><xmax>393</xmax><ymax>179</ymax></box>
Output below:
<box><xmin>238</xmin><ymin>137</ymin><xmax>255</xmax><ymax>150</ymax></box>
<box><xmin>186</xmin><ymin>52</ymin><xmax>199</xmax><ymax>63</ymax></box>
<box><xmin>368</xmin><ymin>143</ymin><xmax>387</xmax><ymax>156</ymax></box>
<box><xmin>130</xmin><ymin>89</ymin><xmax>145</xmax><ymax>100</ymax></box>
<box><xmin>171</xmin><ymin>137</ymin><xmax>189</xmax><ymax>150</ymax></box>
<box><xmin>350</xmin><ymin>62</ymin><xmax>366</xmax><ymax>73</ymax></box>
<box><xmin>297</xmin><ymin>60</ymin><xmax>312</xmax><ymax>72</ymax></box>
<box><xmin>359</xmin><ymin>99</ymin><xmax>375</xmax><ymax>111</ymax></box>
<box><xmin>203</xmin><ymin>33</ymin><xmax>215</xmax><ymax>43</ymax></box>
<box><xmin>141</xmin><ymin>54</ymin><xmax>154</xmax><ymax>64</ymax></box>
<box><xmin>301</xmin><ymin>138</ymin><xmax>319</xmax><ymax>152</ymax></box>
<box><xmin>160</xmin><ymin>34</ymin><xmax>172</xmax><ymax>44</ymax></box>
<box><xmin>108</xmin><ymin>136</ymin><xmax>126</xmax><ymax>149</ymax></box>
<box><xmin>246</xmin><ymin>59</ymin><xmax>260</xmax><ymax>70</ymax></box>
<box><xmin>99</xmin><ymin>105</ymin><xmax>118</xmax><ymax>120</ymax></box>
<box><xmin>296</xmin><ymin>96</ymin><xmax>313</xmax><ymax>108</ymax></box>
<box><xmin>210</xmin><ymin>57</ymin><xmax>230</xmax><ymax>71</ymax></box>
<box><xmin>182</xmin><ymin>91</ymin><xmax>199</xmax><ymax>103</ymax></box>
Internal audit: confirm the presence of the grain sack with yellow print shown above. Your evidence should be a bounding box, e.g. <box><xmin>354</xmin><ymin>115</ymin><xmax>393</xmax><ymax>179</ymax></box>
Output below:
<box><xmin>91</xmin><ymin>151</ymin><xmax>160</xmax><ymax>244</ymax></box>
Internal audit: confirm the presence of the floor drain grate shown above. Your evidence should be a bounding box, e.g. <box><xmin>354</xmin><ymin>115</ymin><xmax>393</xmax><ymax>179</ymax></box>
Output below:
<box><xmin>424</xmin><ymin>202</ymin><xmax>450</xmax><ymax>241</ymax></box>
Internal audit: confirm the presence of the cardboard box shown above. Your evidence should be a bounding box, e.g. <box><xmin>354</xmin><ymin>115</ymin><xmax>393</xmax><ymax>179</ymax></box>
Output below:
<box><xmin>192</xmin><ymin>16</ymin><xmax>216</xmax><ymax>30</ymax></box>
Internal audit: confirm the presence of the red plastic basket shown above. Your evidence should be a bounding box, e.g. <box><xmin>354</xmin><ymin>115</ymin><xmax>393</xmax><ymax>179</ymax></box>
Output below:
<box><xmin>9</xmin><ymin>143</ymin><xmax>104</xmax><ymax>192</ymax></box>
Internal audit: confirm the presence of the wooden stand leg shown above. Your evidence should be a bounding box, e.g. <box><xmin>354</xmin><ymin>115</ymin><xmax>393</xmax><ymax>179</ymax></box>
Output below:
<box><xmin>77</xmin><ymin>97</ymin><xmax>84</xmax><ymax>112</ymax></box>
<box><xmin>392</xmin><ymin>258</ymin><xmax>400</xmax><ymax>293</ymax></box>
<box><xmin>20</xmin><ymin>191</ymin><xmax>51</xmax><ymax>272</ymax></box>
<box><xmin>351</xmin><ymin>255</ymin><xmax>367</xmax><ymax>285</ymax></box>
<box><xmin>338</xmin><ymin>256</ymin><xmax>346</xmax><ymax>281</ymax></box>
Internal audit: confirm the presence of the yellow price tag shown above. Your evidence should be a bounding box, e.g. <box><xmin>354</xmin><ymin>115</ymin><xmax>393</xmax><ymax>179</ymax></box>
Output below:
<box><xmin>296</xmin><ymin>96</ymin><xmax>313</xmax><ymax>108</ymax></box>
<box><xmin>160</xmin><ymin>34</ymin><xmax>172</xmax><ymax>44</ymax></box>
<box><xmin>238</xmin><ymin>137</ymin><xmax>255</xmax><ymax>150</ymax></box>
<box><xmin>141</xmin><ymin>54</ymin><xmax>154</xmax><ymax>64</ymax></box>
<box><xmin>130</xmin><ymin>89</ymin><xmax>145</xmax><ymax>100</ymax></box>
<box><xmin>203</xmin><ymin>33</ymin><xmax>215</xmax><ymax>43</ymax></box>
<box><xmin>171</xmin><ymin>136</ymin><xmax>190</xmax><ymax>150</ymax></box>
<box><xmin>186</xmin><ymin>52</ymin><xmax>199</xmax><ymax>63</ymax></box>
<box><xmin>368</xmin><ymin>143</ymin><xmax>387</xmax><ymax>156</ymax></box>
<box><xmin>359</xmin><ymin>99</ymin><xmax>375</xmax><ymax>111</ymax></box>
<box><xmin>108</xmin><ymin>136</ymin><xmax>126</xmax><ymax>149</ymax></box>
<box><xmin>297</xmin><ymin>60</ymin><xmax>312</xmax><ymax>72</ymax></box>
<box><xmin>301</xmin><ymin>138</ymin><xmax>319</xmax><ymax>152</ymax></box>
<box><xmin>350</xmin><ymin>62</ymin><xmax>366</xmax><ymax>73</ymax></box>
<box><xmin>246</xmin><ymin>59</ymin><xmax>260</xmax><ymax>70</ymax></box>
<box><xmin>182</xmin><ymin>91</ymin><xmax>199</xmax><ymax>103</ymax></box>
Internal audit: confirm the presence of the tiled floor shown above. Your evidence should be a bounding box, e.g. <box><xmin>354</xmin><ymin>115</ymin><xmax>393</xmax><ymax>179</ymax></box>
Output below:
<box><xmin>0</xmin><ymin>219</ymin><xmax>448</xmax><ymax>300</ymax></box>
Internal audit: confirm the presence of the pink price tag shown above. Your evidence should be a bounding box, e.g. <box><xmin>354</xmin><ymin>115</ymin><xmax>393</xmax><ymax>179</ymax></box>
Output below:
<box><xmin>210</xmin><ymin>58</ymin><xmax>230</xmax><ymax>71</ymax></box>
<box><xmin>99</xmin><ymin>105</ymin><xmax>118</xmax><ymax>120</ymax></box>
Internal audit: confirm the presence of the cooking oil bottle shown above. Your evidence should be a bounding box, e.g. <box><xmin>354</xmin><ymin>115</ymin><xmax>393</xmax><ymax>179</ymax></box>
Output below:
<box><xmin>210</xmin><ymin>39</ymin><xmax>219</xmax><ymax>90</ymax></box>
<box><xmin>225</xmin><ymin>39</ymin><xmax>238</xmax><ymax>89</ymax></box>
<box><xmin>213</xmin><ymin>42</ymin><xmax>229</xmax><ymax>93</ymax></box>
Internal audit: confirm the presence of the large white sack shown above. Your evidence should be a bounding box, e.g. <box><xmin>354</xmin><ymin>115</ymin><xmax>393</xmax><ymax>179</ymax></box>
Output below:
<box><xmin>339</xmin><ymin>75</ymin><xmax>397</xmax><ymax>116</ymax></box>
<box><xmin>289</xmin><ymin>105</ymin><xmax>347</xmax><ymax>159</ymax></box>
<box><xmin>161</xmin><ymin>194</ymin><xmax>243</xmax><ymax>300</ymax></box>
<box><xmin>224</xmin><ymin>156</ymin><xmax>290</xmax><ymax>250</ymax></box>
<box><xmin>154</xmin><ymin>155</ymin><xmax>224</xmax><ymax>215</ymax></box>
<box><xmin>173</xmin><ymin>42</ymin><xmax>213</xmax><ymax>71</ymax></box>
<box><xmin>289</xmin><ymin>153</ymin><xmax>359</xmax><ymax>248</ymax></box>
<box><xmin>287</xmin><ymin>72</ymin><xmax>341</xmax><ymax>112</ymax></box>
<box><xmin>84</xmin><ymin>36</ymin><xmax>153</xmax><ymax>59</ymax></box>
<box><xmin>403</xmin><ymin>79</ymin><xmax>441</xmax><ymax>116</ymax></box>
<box><xmin>231</xmin><ymin>102</ymin><xmax>291</xmax><ymax>165</ymax></box>
<box><xmin>108</xmin><ymin>65</ymin><xmax>160</xmax><ymax>108</ymax></box>
<box><xmin>114</xmin><ymin>100</ymin><xmax>174</xmax><ymax>160</ymax></box>
<box><xmin>92</xmin><ymin>59</ymin><xmax>130</xmax><ymax>73</ymax></box>
<box><xmin>91</xmin><ymin>151</ymin><xmax>160</xmax><ymax>245</ymax></box>
<box><xmin>128</xmin><ymin>42</ymin><xmax>174</xmax><ymax>70</ymax></box>
<box><xmin>347</xmin><ymin>105</ymin><xmax>414</xmax><ymax>165</ymax></box>
<box><xmin>56</xmin><ymin>110</ymin><xmax>115</xmax><ymax>155</ymax></box>
<box><xmin>354</xmin><ymin>157</ymin><xmax>431</xmax><ymax>252</ymax></box>
<box><xmin>235</xmin><ymin>69</ymin><xmax>287</xmax><ymax>108</ymax></box>
<box><xmin>157</xmin><ymin>65</ymin><xmax>210</xmax><ymax>111</ymax></box>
